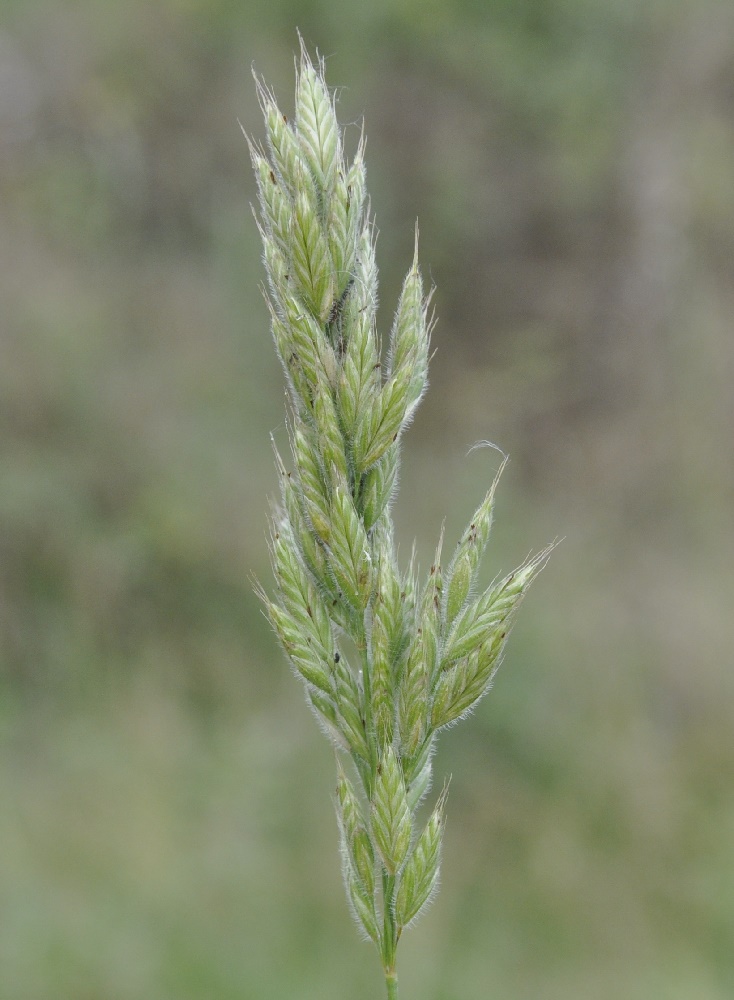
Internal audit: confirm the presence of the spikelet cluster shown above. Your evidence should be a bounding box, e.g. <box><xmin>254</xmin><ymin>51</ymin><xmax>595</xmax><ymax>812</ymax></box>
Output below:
<box><xmin>249</xmin><ymin>40</ymin><xmax>552</xmax><ymax>983</ymax></box>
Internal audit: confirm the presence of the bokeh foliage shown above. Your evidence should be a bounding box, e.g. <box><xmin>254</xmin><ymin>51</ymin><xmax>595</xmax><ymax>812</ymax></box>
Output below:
<box><xmin>1</xmin><ymin>1</ymin><xmax>733</xmax><ymax>998</ymax></box>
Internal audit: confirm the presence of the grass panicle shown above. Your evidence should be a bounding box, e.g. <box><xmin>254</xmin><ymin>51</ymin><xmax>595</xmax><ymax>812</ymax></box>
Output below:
<box><xmin>249</xmin><ymin>40</ymin><xmax>552</xmax><ymax>999</ymax></box>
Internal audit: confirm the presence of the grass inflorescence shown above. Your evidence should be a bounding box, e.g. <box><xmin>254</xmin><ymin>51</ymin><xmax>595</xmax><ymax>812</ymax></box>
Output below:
<box><xmin>248</xmin><ymin>39</ymin><xmax>553</xmax><ymax>999</ymax></box>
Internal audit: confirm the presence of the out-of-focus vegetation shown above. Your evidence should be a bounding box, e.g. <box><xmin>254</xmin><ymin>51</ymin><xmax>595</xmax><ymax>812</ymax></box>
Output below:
<box><xmin>1</xmin><ymin>2</ymin><xmax>733</xmax><ymax>998</ymax></box>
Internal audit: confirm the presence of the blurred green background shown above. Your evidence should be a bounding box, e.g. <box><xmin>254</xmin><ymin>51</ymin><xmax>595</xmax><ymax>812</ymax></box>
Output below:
<box><xmin>2</xmin><ymin>1</ymin><xmax>733</xmax><ymax>998</ymax></box>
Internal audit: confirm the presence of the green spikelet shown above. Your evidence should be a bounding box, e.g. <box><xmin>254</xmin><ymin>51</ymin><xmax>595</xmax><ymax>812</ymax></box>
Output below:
<box><xmin>328</xmin><ymin>486</ymin><xmax>373</xmax><ymax>612</ymax></box>
<box><xmin>395</xmin><ymin>784</ymin><xmax>447</xmax><ymax>929</ymax></box>
<box><xmin>370</xmin><ymin>746</ymin><xmax>412</xmax><ymax>876</ymax></box>
<box><xmin>338</xmin><ymin>307</ymin><xmax>381</xmax><ymax>439</ymax></box>
<box><xmin>442</xmin><ymin>545</ymin><xmax>554</xmax><ymax>668</ymax></box>
<box><xmin>336</xmin><ymin>761</ymin><xmax>377</xmax><ymax>896</ymax></box>
<box><xmin>431</xmin><ymin>629</ymin><xmax>505</xmax><ymax>730</ymax></box>
<box><xmin>443</xmin><ymin>454</ymin><xmax>507</xmax><ymax>627</ymax></box>
<box><xmin>333</xmin><ymin>651</ymin><xmax>371</xmax><ymax>763</ymax></box>
<box><xmin>389</xmin><ymin>232</ymin><xmax>430</xmax><ymax>425</ymax></box>
<box><xmin>294</xmin><ymin>40</ymin><xmax>341</xmax><ymax>197</ymax></box>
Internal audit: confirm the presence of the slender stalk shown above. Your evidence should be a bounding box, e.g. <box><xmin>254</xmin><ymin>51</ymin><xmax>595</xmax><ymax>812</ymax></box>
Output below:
<box><xmin>385</xmin><ymin>969</ymin><xmax>399</xmax><ymax>1000</ymax></box>
<box><xmin>249</xmin><ymin>36</ymin><xmax>553</xmax><ymax>998</ymax></box>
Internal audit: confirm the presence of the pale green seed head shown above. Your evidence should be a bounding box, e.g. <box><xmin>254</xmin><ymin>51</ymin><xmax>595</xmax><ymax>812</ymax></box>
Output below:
<box><xmin>251</xmin><ymin>42</ymin><xmax>553</xmax><ymax>973</ymax></box>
